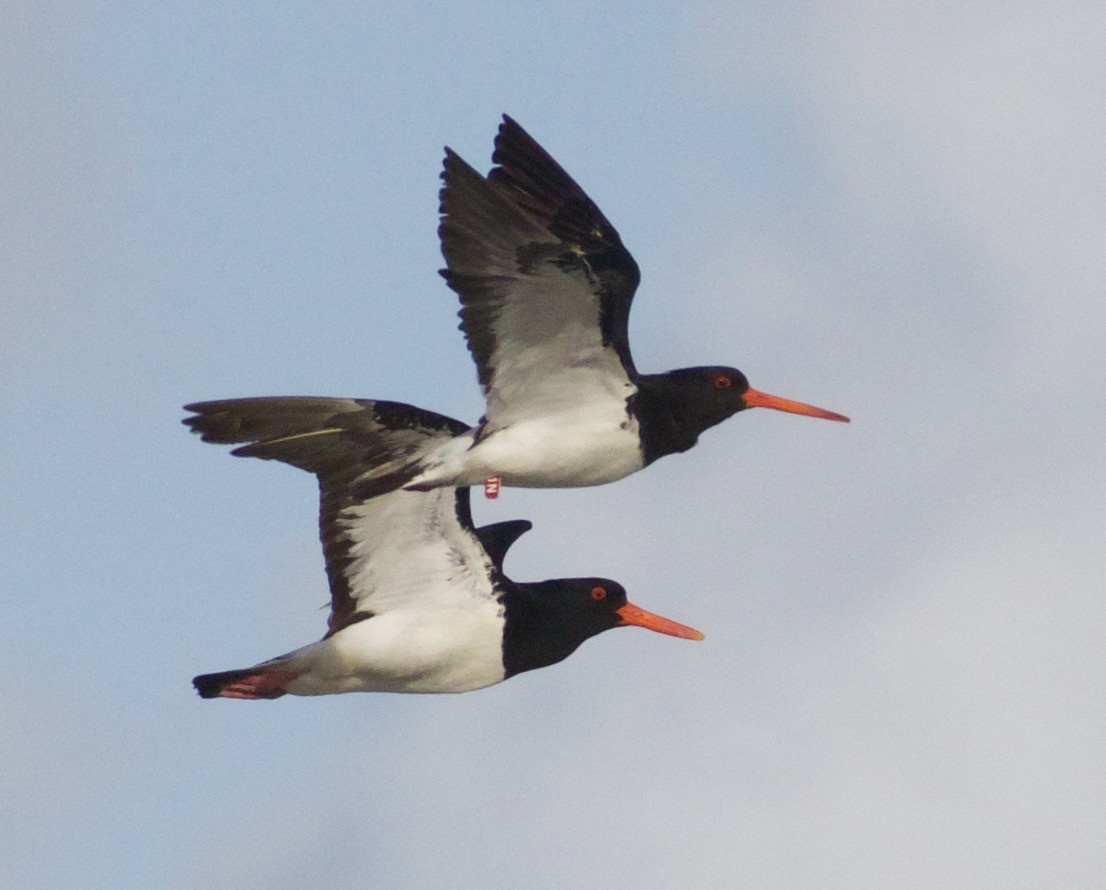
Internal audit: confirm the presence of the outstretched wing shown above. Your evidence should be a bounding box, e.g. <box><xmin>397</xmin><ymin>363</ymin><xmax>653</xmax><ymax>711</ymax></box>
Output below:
<box><xmin>184</xmin><ymin>397</ymin><xmax>496</xmax><ymax>635</ymax></box>
<box><xmin>439</xmin><ymin>117</ymin><xmax>641</xmax><ymax>434</ymax></box>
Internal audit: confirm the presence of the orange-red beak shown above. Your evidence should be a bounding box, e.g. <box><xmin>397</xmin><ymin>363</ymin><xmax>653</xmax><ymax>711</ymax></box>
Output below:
<box><xmin>616</xmin><ymin>602</ymin><xmax>704</xmax><ymax>640</ymax></box>
<box><xmin>742</xmin><ymin>387</ymin><xmax>850</xmax><ymax>423</ymax></box>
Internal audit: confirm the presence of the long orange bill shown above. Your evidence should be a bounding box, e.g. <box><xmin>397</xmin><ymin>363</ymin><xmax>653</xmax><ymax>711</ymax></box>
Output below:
<box><xmin>617</xmin><ymin>602</ymin><xmax>704</xmax><ymax>641</ymax></box>
<box><xmin>743</xmin><ymin>387</ymin><xmax>850</xmax><ymax>423</ymax></box>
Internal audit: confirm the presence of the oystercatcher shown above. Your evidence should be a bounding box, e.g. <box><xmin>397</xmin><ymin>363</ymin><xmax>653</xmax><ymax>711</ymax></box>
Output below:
<box><xmin>186</xmin><ymin>398</ymin><xmax>702</xmax><ymax>698</ymax></box>
<box><xmin>353</xmin><ymin>116</ymin><xmax>847</xmax><ymax>498</ymax></box>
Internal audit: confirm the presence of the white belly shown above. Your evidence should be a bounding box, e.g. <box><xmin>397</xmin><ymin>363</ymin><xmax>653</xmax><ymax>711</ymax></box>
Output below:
<box><xmin>285</xmin><ymin>604</ymin><xmax>506</xmax><ymax>695</ymax></box>
<box><xmin>411</xmin><ymin>411</ymin><xmax>643</xmax><ymax>489</ymax></box>
<box><xmin>477</xmin><ymin>414</ymin><xmax>643</xmax><ymax>486</ymax></box>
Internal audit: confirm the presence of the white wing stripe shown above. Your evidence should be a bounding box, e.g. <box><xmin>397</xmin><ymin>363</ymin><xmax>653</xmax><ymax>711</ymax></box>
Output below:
<box><xmin>336</xmin><ymin>488</ymin><xmax>497</xmax><ymax>616</ymax></box>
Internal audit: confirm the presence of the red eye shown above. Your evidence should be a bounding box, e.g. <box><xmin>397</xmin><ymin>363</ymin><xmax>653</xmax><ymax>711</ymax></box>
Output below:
<box><xmin>714</xmin><ymin>375</ymin><xmax>732</xmax><ymax>389</ymax></box>
<box><xmin>590</xmin><ymin>586</ymin><xmax>607</xmax><ymax>601</ymax></box>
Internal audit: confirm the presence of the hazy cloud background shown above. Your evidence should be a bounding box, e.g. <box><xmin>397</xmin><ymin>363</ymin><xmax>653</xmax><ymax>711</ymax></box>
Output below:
<box><xmin>3</xmin><ymin>3</ymin><xmax>1103</xmax><ymax>887</ymax></box>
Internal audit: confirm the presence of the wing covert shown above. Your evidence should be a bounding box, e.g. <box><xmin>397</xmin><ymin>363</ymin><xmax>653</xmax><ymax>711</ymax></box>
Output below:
<box><xmin>439</xmin><ymin>122</ymin><xmax>642</xmax><ymax>432</ymax></box>
<box><xmin>322</xmin><ymin>484</ymin><xmax>496</xmax><ymax>635</ymax></box>
<box><xmin>488</xmin><ymin>115</ymin><xmax>640</xmax><ymax>368</ymax></box>
<box><xmin>184</xmin><ymin>397</ymin><xmax>496</xmax><ymax>635</ymax></box>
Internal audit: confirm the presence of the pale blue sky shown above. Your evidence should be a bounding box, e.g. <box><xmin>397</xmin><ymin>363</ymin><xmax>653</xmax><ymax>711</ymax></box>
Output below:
<box><xmin>3</xmin><ymin>3</ymin><xmax>1104</xmax><ymax>887</ymax></box>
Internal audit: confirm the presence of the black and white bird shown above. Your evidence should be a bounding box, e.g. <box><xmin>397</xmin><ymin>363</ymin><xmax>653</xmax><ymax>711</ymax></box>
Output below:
<box><xmin>185</xmin><ymin>398</ymin><xmax>702</xmax><ymax>699</ymax></box>
<box><xmin>352</xmin><ymin>115</ymin><xmax>848</xmax><ymax>498</ymax></box>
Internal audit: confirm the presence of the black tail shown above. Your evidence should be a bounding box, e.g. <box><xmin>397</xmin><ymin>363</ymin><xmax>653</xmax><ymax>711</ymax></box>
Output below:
<box><xmin>192</xmin><ymin>664</ymin><xmax>301</xmax><ymax>700</ymax></box>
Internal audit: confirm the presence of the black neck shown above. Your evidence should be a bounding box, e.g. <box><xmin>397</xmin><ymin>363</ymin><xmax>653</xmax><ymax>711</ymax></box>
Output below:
<box><xmin>630</xmin><ymin>375</ymin><xmax>708</xmax><ymax>465</ymax></box>
<box><xmin>500</xmin><ymin>582</ymin><xmax>610</xmax><ymax>678</ymax></box>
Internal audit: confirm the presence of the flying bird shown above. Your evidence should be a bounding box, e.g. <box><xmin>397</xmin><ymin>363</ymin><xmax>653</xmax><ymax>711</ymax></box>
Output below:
<box><xmin>352</xmin><ymin>115</ymin><xmax>848</xmax><ymax>498</ymax></box>
<box><xmin>185</xmin><ymin>398</ymin><xmax>702</xmax><ymax>699</ymax></box>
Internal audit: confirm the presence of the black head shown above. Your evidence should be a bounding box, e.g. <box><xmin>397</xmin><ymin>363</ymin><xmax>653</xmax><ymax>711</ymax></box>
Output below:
<box><xmin>538</xmin><ymin>577</ymin><xmax>632</xmax><ymax>636</ymax></box>
<box><xmin>635</xmin><ymin>366</ymin><xmax>749</xmax><ymax>461</ymax></box>
<box><xmin>635</xmin><ymin>365</ymin><xmax>849</xmax><ymax>463</ymax></box>
<box><xmin>501</xmin><ymin>577</ymin><xmax>703</xmax><ymax>679</ymax></box>
<box><xmin>665</xmin><ymin>365</ymin><xmax>752</xmax><ymax>424</ymax></box>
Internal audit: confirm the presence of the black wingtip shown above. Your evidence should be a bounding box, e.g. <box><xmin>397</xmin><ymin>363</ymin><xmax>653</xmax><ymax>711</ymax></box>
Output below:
<box><xmin>474</xmin><ymin>518</ymin><xmax>534</xmax><ymax>571</ymax></box>
<box><xmin>180</xmin><ymin>402</ymin><xmax>238</xmax><ymax>444</ymax></box>
<box><xmin>181</xmin><ymin>406</ymin><xmax>213</xmax><ymax>438</ymax></box>
<box><xmin>182</xmin><ymin>403</ymin><xmax>203</xmax><ymax>428</ymax></box>
<box><xmin>440</xmin><ymin>146</ymin><xmax>461</xmax><ymax>185</ymax></box>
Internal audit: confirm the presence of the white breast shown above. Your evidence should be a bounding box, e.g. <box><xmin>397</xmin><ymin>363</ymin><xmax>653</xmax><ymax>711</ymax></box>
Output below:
<box><xmin>469</xmin><ymin>410</ymin><xmax>643</xmax><ymax>487</ymax></box>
